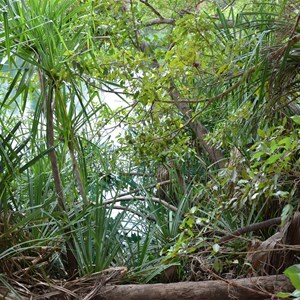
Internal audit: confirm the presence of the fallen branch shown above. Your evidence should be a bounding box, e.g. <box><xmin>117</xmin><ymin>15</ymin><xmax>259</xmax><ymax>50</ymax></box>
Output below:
<box><xmin>94</xmin><ymin>275</ymin><xmax>292</xmax><ymax>300</ymax></box>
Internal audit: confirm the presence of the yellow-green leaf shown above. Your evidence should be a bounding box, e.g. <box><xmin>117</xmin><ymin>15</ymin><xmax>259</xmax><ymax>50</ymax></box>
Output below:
<box><xmin>265</xmin><ymin>153</ymin><xmax>282</xmax><ymax>165</ymax></box>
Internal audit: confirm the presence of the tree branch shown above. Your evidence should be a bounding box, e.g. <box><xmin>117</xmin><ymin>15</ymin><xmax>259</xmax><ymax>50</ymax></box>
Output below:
<box><xmin>143</xmin><ymin>18</ymin><xmax>176</xmax><ymax>27</ymax></box>
<box><xmin>139</xmin><ymin>0</ymin><xmax>164</xmax><ymax>19</ymax></box>
<box><xmin>138</xmin><ymin>0</ymin><xmax>176</xmax><ymax>27</ymax></box>
<box><xmin>106</xmin><ymin>180</ymin><xmax>171</xmax><ymax>200</ymax></box>
<box><xmin>108</xmin><ymin>205</ymin><xmax>156</xmax><ymax>221</ymax></box>
<box><xmin>219</xmin><ymin>217</ymin><xmax>281</xmax><ymax>244</ymax></box>
<box><xmin>104</xmin><ymin>195</ymin><xmax>178</xmax><ymax>212</ymax></box>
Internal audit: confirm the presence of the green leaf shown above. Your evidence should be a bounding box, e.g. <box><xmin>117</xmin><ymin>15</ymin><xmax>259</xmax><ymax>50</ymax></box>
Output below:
<box><xmin>0</xmin><ymin>275</ymin><xmax>24</xmax><ymax>300</ymax></box>
<box><xmin>281</xmin><ymin>204</ymin><xmax>293</xmax><ymax>225</ymax></box>
<box><xmin>270</xmin><ymin>140</ymin><xmax>277</xmax><ymax>153</ymax></box>
<box><xmin>265</xmin><ymin>153</ymin><xmax>282</xmax><ymax>165</ymax></box>
<box><xmin>274</xmin><ymin>191</ymin><xmax>289</xmax><ymax>198</ymax></box>
<box><xmin>190</xmin><ymin>206</ymin><xmax>197</xmax><ymax>214</ymax></box>
<box><xmin>186</xmin><ymin>217</ymin><xmax>195</xmax><ymax>228</ymax></box>
<box><xmin>213</xmin><ymin>257</ymin><xmax>223</xmax><ymax>272</ymax></box>
<box><xmin>292</xmin><ymin>290</ymin><xmax>300</xmax><ymax>297</ymax></box>
<box><xmin>291</xmin><ymin>116</ymin><xmax>300</xmax><ymax>125</ymax></box>
<box><xmin>257</xmin><ymin>128</ymin><xmax>266</xmax><ymax>138</ymax></box>
<box><xmin>278</xmin><ymin>137</ymin><xmax>291</xmax><ymax>149</ymax></box>
<box><xmin>276</xmin><ymin>292</ymin><xmax>292</xmax><ymax>298</ymax></box>
<box><xmin>3</xmin><ymin>10</ymin><xmax>10</xmax><ymax>64</ymax></box>
<box><xmin>284</xmin><ymin>265</ymin><xmax>300</xmax><ymax>290</ymax></box>
<box><xmin>251</xmin><ymin>151</ymin><xmax>265</xmax><ymax>160</ymax></box>
<box><xmin>217</xmin><ymin>64</ymin><xmax>229</xmax><ymax>74</ymax></box>
<box><xmin>212</xmin><ymin>243</ymin><xmax>220</xmax><ymax>253</ymax></box>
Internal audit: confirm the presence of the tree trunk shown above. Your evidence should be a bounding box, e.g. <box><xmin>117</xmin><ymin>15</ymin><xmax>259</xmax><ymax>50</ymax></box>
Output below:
<box><xmin>168</xmin><ymin>84</ymin><xmax>225</xmax><ymax>168</ymax></box>
<box><xmin>95</xmin><ymin>275</ymin><xmax>292</xmax><ymax>300</ymax></box>
<box><xmin>43</xmin><ymin>80</ymin><xmax>78</xmax><ymax>277</ymax></box>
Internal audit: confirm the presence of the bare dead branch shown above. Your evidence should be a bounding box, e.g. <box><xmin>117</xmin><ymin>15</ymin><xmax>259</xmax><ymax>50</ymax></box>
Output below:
<box><xmin>108</xmin><ymin>205</ymin><xmax>156</xmax><ymax>221</ymax></box>
<box><xmin>106</xmin><ymin>180</ymin><xmax>171</xmax><ymax>200</ymax></box>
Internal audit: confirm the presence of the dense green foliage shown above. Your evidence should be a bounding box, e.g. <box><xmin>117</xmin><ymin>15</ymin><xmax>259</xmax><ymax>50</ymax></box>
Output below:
<box><xmin>0</xmin><ymin>0</ymin><xmax>299</xmax><ymax>294</ymax></box>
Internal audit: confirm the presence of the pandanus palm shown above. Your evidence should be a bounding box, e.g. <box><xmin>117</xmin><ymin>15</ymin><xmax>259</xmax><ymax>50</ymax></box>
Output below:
<box><xmin>0</xmin><ymin>0</ymin><xmax>108</xmax><ymax>275</ymax></box>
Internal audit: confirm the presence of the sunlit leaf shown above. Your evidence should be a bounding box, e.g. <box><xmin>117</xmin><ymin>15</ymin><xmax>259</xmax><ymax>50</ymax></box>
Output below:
<box><xmin>264</xmin><ymin>153</ymin><xmax>282</xmax><ymax>165</ymax></box>
<box><xmin>291</xmin><ymin>116</ymin><xmax>300</xmax><ymax>125</ymax></box>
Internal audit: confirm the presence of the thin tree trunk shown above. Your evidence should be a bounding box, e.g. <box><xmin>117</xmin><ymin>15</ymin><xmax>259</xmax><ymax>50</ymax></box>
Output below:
<box><xmin>44</xmin><ymin>82</ymin><xmax>78</xmax><ymax>276</ymax></box>
<box><xmin>168</xmin><ymin>84</ymin><xmax>225</xmax><ymax>168</ymax></box>
<box><xmin>46</xmin><ymin>86</ymin><xmax>66</xmax><ymax>211</ymax></box>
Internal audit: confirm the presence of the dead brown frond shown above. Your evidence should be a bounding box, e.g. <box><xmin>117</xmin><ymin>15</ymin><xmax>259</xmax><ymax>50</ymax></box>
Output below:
<box><xmin>247</xmin><ymin>212</ymin><xmax>300</xmax><ymax>275</ymax></box>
